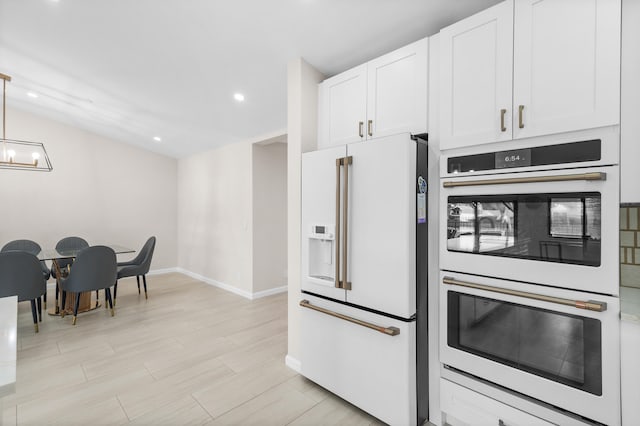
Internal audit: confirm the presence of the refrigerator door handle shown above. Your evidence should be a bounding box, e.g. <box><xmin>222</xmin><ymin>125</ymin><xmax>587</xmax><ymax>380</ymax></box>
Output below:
<box><xmin>299</xmin><ymin>299</ymin><xmax>400</xmax><ymax>336</ymax></box>
<box><xmin>342</xmin><ymin>156</ymin><xmax>353</xmax><ymax>290</ymax></box>
<box><xmin>335</xmin><ymin>158</ymin><xmax>342</xmax><ymax>289</ymax></box>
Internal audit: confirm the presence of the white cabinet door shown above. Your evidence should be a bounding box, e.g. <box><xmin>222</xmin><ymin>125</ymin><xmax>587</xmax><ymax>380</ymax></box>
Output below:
<box><xmin>301</xmin><ymin>146</ymin><xmax>348</xmax><ymax>301</ymax></box>
<box><xmin>621</xmin><ymin>320</ymin><xmax>640</xmax><ymax>425</ymax></box>
<box><xmin>318</xmin><ymin>64</ymin><xmax>367</xmax><ymax>149</ymax></box>
<box><xmin>346</xmin><ymin>135</ymin><xmax>416</xmax><ymax>318</ymax></box>
<box><xmin>300</xmin><ymin>294</ymin><xmax>416</xmax><ymax>426</ymax></box>
<box><xmin>513</xmin><ymin>0</ymin><xmax>621</xmax><ymax>139</ymax></box>
<box><xmin>367</xmin><ymin>37</ymin><xmax>428</xmax><ymax>140</ymax></box>
<box><xmin>441</xmin><ymin>379</ymin><xmax>555</xmax><ymax>426</ymax></box>
<box><xmin>439</xmin><ymin>1</ymin><xmax>513</xmax><ymax>151</ymax></box>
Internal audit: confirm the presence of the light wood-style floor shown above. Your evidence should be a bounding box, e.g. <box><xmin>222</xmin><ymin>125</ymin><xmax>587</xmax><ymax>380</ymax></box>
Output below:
<box><xmin>1</xmin><ymin>273</ymin><xmax>383</xmax><ymax>425</ymax></box>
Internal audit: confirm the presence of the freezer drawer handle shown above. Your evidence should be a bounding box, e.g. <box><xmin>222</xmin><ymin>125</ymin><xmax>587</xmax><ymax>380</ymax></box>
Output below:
<box><xmin>442</xmin><ymin>276</ymin><xmax>607</xmax><ymax>312</ymax></box>
<box><xmin>299</xmin><ymin>299</ymin><xmax>400</xmax><ymax>336</ymax></box>
<box><xmin>442</xmin><ymin>172</ymin><xmax>606</xmax><ymax>188</ymax></box>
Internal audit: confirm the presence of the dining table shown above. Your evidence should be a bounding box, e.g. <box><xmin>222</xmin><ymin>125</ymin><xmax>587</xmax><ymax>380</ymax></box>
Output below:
<box><xmin>37</xmin><ymin>245</ymin><xmax>134</xmax><ymax>316</ymax></box>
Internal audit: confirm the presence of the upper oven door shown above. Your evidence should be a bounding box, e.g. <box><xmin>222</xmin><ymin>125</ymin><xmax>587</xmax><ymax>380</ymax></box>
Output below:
<box><xmin>440</xmin><ymin>166</ymin><xmax>619</xmax><ymax>296</ymax></box>
<box><xmin>439</xmin><ymin>271</ymin><xmax>620</xmax><ymax>426</ymax></box>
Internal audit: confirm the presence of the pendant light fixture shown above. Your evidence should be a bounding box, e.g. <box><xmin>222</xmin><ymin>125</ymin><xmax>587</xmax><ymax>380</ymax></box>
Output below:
<box><xmin>0</xmin><ymin>72</ymin><xmax>53</xmax><ymax>171</ymax></box>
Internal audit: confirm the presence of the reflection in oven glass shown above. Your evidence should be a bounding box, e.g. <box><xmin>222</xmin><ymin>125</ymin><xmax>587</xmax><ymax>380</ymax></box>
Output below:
<box><xmin>448</xmin><ymin>292</ymin><xmax>602</xmax><ymax>395</ymax></box>
<box><xmin>447</xmin><ymin>193</ymin><xmax>601</xmax><ymax>266</ymax></box>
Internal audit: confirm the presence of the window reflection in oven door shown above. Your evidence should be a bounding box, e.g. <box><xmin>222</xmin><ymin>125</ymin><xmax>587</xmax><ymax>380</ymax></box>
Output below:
<box><xmin>439</xmin><ymin>271</ymin><xmax>620</xmax><ymax>426</ymax></box>
<box><xmin>440</xmin><ymin>166</ymin><xmax>619</xmax><ymax>296</ymax></box>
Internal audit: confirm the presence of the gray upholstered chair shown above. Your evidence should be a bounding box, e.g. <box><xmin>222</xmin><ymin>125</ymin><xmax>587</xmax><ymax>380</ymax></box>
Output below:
<box><xmin>1</xmin><ymin>239</ymin><xmax>51</xmax><ymax>308</ymax></box>
<box><xmin>0</xmin><ymin>251</ymin><xmax>47</xmax><ymax>332</ymax></box>
<box><xmin>114</xmin><ymin>236</ymin><xmax>156</xmax><ymax>305</ymax></box>
<box><xmin>60</xmin><ymin>246</ymin><xmax>117</xmax><ymax>325</ymax></box>
<box><xmin>51</xmin><ymin>236</ymin><xmax>89</xmax><ymax>278</ymax></box>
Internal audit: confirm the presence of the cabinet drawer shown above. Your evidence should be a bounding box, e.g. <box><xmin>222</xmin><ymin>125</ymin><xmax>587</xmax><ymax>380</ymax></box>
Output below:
<box><xmin>441</xmin><ymin>379</ymin><xmax>553</xmax><ymax>426</ymax></box>
<box><xmin>300</xmin><ymin>294</ymin><xmax>416</xmax><ymax>425</ymax></box>
<box><xmin>621</xmin><ymin>320</ymin><xmax>640</xmax><ymax>425</ymax></box>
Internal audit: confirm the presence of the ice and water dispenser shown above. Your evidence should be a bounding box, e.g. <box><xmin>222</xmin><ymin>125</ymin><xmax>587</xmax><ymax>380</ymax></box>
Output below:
<box><xmin>307</xmin><ymin>224</ymin><xmax>335</xmax><ymax>285</ymax></box>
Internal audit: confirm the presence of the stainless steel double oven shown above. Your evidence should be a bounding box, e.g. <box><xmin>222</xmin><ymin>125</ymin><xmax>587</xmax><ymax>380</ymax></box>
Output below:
<box><xmin>439</xmin><ymin>128</ymin><xmax>620</xmax><ymax>425</ymax></box>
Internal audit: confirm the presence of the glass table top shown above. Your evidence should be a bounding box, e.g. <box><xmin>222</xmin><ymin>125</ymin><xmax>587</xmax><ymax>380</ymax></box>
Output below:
<box><xmin>37</xmin><ymin>245</ymin><xmax>134</xmax><ymax>261</ymax></box>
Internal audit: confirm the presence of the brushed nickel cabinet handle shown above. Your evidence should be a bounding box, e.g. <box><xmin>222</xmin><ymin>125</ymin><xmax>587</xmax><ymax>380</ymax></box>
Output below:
<box><xmin>442</xmin><ymin>172</ymin><xmax>606</xmax><ymax>188</ymax></box>
<box><xmin>500</xmin><ymin>109</ymin><xmax>507</xmax><ymax>132</ymax></box>
<box><xmin>342</xmin><ymin>156</ymin><xmax>352</xmax><ymax>291</ymax></box>
<box><xmin>367</xmin><ymin>120</ymin><xmax>373</xmax><ymax>137</ymax></box>
<box><xmin>518</xmin><ymin>105</ymin><xmax>525</xmax><ymax>129</ymax></box>
<box><xmin>442</xmin><ymin>276</ymin><xmax>607</xmax><ymax>312</ymax></box>
<box><xmin>300</xmin><ymin>299</ymin><xmax>400</xmax><ymax>335</ymax></box>
<box><xmin>358</xmin><ymin>121</ymin><xmax>364</xmax><ymax>138</ymax></box>
<box><xmin>334</xmin><ymin>158</ymin><xmax>342</xmax><ymax>289</ymax></box>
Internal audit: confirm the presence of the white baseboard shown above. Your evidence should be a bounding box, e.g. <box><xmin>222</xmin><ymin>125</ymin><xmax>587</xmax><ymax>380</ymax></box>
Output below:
<box><xmin>252</xmin><ymin>285</ymin><xmax>288</xmax><ymax>299</ymax></box>
<box><xmin>285</xmin><ymin>354</ymin><xmax>301</xmax><ymax>373</ymax></box>
<box><xmin>148</xmin><ymin>267</ymin><xmax>179</xmax><ymax>276</ymax></box>
<box><xmin>176</xmin><ymin>267</ymin><xmax>253</xmax><ymax>299</ymax></box>
<box><xmin>175</xmin><ymin>268</ymin><xmax>286</xmax><ymax>300</ymax></box>
<box><xmin>46</xmin><ymin>266</ymin><xmax>285</xmax><ymax>301</ymax></box>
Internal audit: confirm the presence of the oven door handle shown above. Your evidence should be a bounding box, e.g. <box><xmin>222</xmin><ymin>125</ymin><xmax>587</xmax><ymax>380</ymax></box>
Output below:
<box><xmin>299</xmin><ymin>299</ymin><xmax>400</xmax><ymax>336</ymax></box>
<box><xmin>442</xmin><ymin>276</ymin><xmax>607</xmax><ymax>312</ymax></box>
<box><xmin>442</xmin><ymin>172</ymin><xmax>606</xmax><ymax>188</ymax></box>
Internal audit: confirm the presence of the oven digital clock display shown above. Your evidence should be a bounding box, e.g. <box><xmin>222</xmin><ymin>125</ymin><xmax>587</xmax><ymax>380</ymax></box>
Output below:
<box><xmin>495</xmin><ymin>148</ymin><xmax>532</xmax><ymax>169</ymax></box>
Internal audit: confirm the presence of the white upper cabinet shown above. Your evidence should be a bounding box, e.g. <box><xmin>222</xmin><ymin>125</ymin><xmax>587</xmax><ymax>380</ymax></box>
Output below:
<box><xmin>439</xmin><ymin>1</ymin><xmax>514</xmax><ymax>150</ymax></box>
<box><xmin>318</xmin><ymin>64</ymin><xmax>368</xmax><ymax>147</ymax></box>
<box><xmin>318</xmin><ymin>38</ymin><xmax>428</xmax><ymax>149</ymax></box>
<box><xmin>513</xmin><ymin>0</ymin><xmax>621</xmax><ymax>140</ymax></box>
<box><xmin>440</xmin><ymin>0</ymin><xmax>621</xmax><ymax>151</ymax></box>
<box><xmin>366</xmin><ymin>37</ymin><xmax>429</xmax><ymax>140</ymax></box>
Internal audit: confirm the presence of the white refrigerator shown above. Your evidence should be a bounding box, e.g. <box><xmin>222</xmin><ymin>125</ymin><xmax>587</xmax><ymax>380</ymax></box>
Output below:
<box><xmin>299</xmin><ymin>133</ymin><xmax>429</xmax><ymax>426</ymax></box>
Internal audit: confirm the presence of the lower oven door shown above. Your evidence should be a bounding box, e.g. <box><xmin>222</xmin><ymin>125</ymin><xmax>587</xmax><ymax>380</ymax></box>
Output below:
<box><xmin>439</xmin><ymin>271</ymin><xmax>620</xmax><ymax>426</ymax></box>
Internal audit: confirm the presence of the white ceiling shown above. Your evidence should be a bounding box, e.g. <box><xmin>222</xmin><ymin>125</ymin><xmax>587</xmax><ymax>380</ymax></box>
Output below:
<box><xmin>0</xmin><ymin>0</ymin><xmax>501</xmax><ymax>158</ymax></box>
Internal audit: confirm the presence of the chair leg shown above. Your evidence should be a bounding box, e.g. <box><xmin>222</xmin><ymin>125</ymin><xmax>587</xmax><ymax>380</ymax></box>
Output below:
<box><xmin>95</xmin><ymin>290</ymin><xmax>99</xmax><ymax>308</ymax></box>
<box><xmin>143</xmin><ymin>275</ymin><xmax>148</xmax><ymax>299</ymax></box>
<box><xmin>43</xmin><ymin>290</ymin><xmax>47</xmax><ymax>309</ymax></box>
<box><xmin>60</xmin><ymin>290</ymin><xmax>67</xmax><ymax>318</ymax></box>
<box><xmin>114</xmin><ymin>281</ymin><xmax>118</xmax><ymax>306</ymax></box>
<box><xmin>136</xmin><ymin>276</ymin><xmax>141</xmax><ymax>294</ymax></box>
<box><xmin>37</xmin><ymin>296</ymin><xmax>43</xmax><ymax>322</ymax></box>
<box><xmin>30</xmin><ymin>300</ymin><xmax>39</xmax><ymax>333</ymax></box>
<box><xmin>105</xmin><ymin>288</ymin><xmax>115</xmax><ymax>317</ymax></box>
<box><xmin>72</xmin><ymin>293</ymin><xmax>81</xmax><ymax>325</ymax></box>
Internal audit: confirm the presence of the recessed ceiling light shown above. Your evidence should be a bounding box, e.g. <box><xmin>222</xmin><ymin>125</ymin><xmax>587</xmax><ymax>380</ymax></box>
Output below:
<box><xmin>234</xmin><ymin>93</ymin><xmax>245</xmax><ymax>102</ymax></box>
<box><xmin>153</xmin><ymin>136</ymin><xmax>162</xmax><ymax>142</ymax></box>
<box><xmin>27</xmin><ymin>92</ymin><xmax>39</xmax><ymax>99</ymax></box>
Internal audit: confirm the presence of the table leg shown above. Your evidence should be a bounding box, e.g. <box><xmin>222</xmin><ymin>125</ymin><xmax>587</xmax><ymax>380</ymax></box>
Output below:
<box><xmin>53</xmin><ymin>259</ymin><xmax>62</xmax><ymax>315</ymax></box>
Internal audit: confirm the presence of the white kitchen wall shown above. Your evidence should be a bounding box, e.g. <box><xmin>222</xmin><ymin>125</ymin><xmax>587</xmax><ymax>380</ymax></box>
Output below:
<box><xmin>177</xmin><ymin>140</ymin><xmax>254</xmax><ymax>294</ymax></box>
<box><xmin>286</xmin><ymin>58</ymin><xmax>324</xmax><ymax>371</ymax></box>
<box><xmin>0</xmin><ymin>107</ymin><xmax>178</xmax><ymax>269</ymax></box>
<box><xmin>177</xmin><ymin>133</ymin><xmax>288</xmax><ymax>298</ymax></box>
<box><xmin>252</xmin><ymin>142</ymin><xmax>287</xmax><ymax>294</ymax></box>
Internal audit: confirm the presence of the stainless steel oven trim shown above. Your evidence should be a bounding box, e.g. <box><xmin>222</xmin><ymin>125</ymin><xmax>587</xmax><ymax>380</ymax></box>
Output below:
<box><xmin>442</xmin><ymin>276</ymin><xmax>607</xmax><ymax>312</ymax></box>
